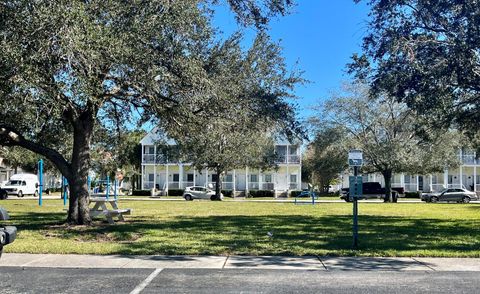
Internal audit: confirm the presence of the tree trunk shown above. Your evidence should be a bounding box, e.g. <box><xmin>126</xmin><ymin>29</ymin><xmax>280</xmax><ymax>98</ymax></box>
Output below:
<box><xmin>66</xmin><ymin>113</ymin><xmax>95</xmax><ymax>225</ymax></box>
<box><xmin>382</xmin><ymin>169</ymin><xmax>393</xmax><ymax>203</ymax></box>
<box><xmin>215</xmin><ymin>167</ymin><xmax>223</xmax><ymax>200</ymax></box>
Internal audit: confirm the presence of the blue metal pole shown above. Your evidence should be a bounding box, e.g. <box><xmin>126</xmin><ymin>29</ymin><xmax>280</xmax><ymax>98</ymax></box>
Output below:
<box><xmin>63</xmin><ymin>177</ymin><xmax>68</xmax><ymax>206</ymax></box>
<box><xmin>38</xmin><ymin>159</ymin><xmax>43</xmax><ymax>206</ymax></box>
<box><xmin>106</xmin><ymin>176</ymin><xmax>110</xmax><ymax>200</ymax></box>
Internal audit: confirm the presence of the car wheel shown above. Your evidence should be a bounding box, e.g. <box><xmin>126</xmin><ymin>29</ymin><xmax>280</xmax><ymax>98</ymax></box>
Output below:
<box><xmin>430</xmin><ymin>196</ymin><xmax>438</xmax><ymax>203</ymax></box>
<box><xmin>185</xmin><ymin>195</ymin><xmax>193</xmax><ymax>201</ymax></box>
<box><xmin>0</xmin><ymin>190</ymin><xmax>7</xmax><ymax>200</ymax></box>
<box><xmin>18</xmin><ymin>190</ymin><xmax>23</xmax><ymax>198</ymax></box>
<box><xmin>34</xmin><ymin>190</ymin><xmax>39</xmax><ymax>197</ymax></box>
<box><xmin>462</xmin><ymin>196</ymin><xmax>470</xmax><ymax>204</ymax></box>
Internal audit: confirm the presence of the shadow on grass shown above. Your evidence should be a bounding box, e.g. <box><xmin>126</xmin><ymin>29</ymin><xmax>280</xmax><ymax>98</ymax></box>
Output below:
<box><xmin>8</xmin><ymin>211</ymin><xmax>480</xmax><ymax>257</ymax></box>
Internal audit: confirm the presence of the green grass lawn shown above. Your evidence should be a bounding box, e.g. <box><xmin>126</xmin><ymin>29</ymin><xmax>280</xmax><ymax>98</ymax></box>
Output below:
<box><xmin>1</xmin><ymin>199</ymin><xmax>480</xmax><ymax>257</ymax></box>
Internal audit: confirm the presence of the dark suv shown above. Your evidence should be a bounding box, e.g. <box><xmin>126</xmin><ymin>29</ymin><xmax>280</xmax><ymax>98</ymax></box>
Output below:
<box><xmin>0</xmin><ymin>207</ymin><xmax>16</xmax><ymax>257</ymax></box>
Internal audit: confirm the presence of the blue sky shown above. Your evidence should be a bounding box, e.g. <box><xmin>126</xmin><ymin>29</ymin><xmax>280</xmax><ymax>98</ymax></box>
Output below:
<box><xmin>212</xmin><ymin>1</ymin><xmax>370</xmax><ymax>118</ymax></box>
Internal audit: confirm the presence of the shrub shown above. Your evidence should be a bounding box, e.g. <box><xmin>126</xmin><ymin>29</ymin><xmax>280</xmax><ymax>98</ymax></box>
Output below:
<box><xmin>168</xmin><ymin>189</ymin><xmax>184</xmax><ymax>196</ymax></box>
<box><xmin>404</xmin><ymin>191</ymin><xmax>421</xmax><ymax>198</ymax></box>
<box><xmin>132</xmin><ymin>190</ymin><xmax>151</xmax><ymax>196</ymax></box>
<box><xmin>289</xmin><ymin>190</ymin><xmax>303</xmax><ymax>198</ymax></box>
<box><xmin>221</xmin><ymin>190</ymin><xmax>233</xmax><ymax>197</ymax></box>
<box><xmin>248</xmin><ymin>190</ymin><xmax>275</xmax><ymax>198</ymax></box>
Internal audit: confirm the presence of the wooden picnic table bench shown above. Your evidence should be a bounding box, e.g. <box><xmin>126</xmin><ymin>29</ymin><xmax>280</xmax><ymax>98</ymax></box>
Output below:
<box><xmin>89</xmin><ymin>197</ymin><xmax>132</xmax><ymax>224</ymax></box>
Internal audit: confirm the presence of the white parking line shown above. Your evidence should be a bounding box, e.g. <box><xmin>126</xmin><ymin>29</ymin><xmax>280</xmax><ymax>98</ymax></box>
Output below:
<box><xmin>130</xmin><ymin>268</ymin><xmax>163</xmax><ymax>294</ymax></box>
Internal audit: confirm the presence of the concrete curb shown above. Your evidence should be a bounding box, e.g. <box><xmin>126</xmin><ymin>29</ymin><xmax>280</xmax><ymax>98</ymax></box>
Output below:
<box><xmin>2</xmin><ymin>254</ymin><xmax>480</xmax><ymax>271</ymax></box>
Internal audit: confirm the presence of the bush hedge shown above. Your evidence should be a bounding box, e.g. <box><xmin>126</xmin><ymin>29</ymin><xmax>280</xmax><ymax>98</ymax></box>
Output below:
<box><xmin>168</xmin><ymin>189</ymin><xmax>184</xmax><ymax>196</ymax></box>
<box><xmin>404</xmin><ymin>191</ymin><xmax>421</xmax><ymax>198</ymax></box>
<box><xmin>221</xmin><ymin>190</ymin><xmax>233</xmax><ymax>197</ymax></box>
<box><xmin>289</xmin><ymin>190</ymin><xmax>303</xmax><ymax>198</ymax></box>
<box><xmin>247</xmin><ymin>190</ymin><xmax>275</xmax><ymax>198</ymax></box>
<box><xmin>132</xmin><ymin>190</ymin><xmax>151</xmax><ymax>196</ymax></box>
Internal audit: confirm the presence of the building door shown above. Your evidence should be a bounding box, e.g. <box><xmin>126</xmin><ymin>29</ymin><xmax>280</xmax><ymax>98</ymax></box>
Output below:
<box><xmin>418</xmin><ymin>176</ymin><xmax>423</xmax><ymax>191</ymax></box>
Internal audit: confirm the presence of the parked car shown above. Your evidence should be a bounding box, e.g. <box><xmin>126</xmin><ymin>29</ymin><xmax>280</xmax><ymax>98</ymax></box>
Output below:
<box><xmin>0</xmin><ymin>207</ymin><xmax>16</xmax><ymax>258</ymax></box>
<box><xmin>421</xmin><ymin>188</ymin><xmax>478</xmax><ymax>203</ymax></box>
<box><xmin>1</xmin><ymin>174</ymin><xmax>39</xmax><ymax>197</ymax></box>
<box><xmin>340</xmin><ymin>182</ymin><xmax>403</xmax><ymax>202</ymax></box>
<box><xmin>183</xmin><ymin>186</ymin><xmax>224</xmax><ymax>201</ymax></box>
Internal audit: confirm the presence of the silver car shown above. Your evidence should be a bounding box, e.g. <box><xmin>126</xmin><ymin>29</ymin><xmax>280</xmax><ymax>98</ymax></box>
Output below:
<box><xmin>421</xmin><ymin>188</ymin><xmax>478</xmax><ymax>203</ymax></box>
<box><xmin>183</xmin><ymin>186</ymin><xmax>224</xmax><ymax>201</ymax></box>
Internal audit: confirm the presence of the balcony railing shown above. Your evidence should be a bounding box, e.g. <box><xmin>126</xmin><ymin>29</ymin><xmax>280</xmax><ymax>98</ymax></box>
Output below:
<box><xmin>275</xmin><ymin>155</ymin><xmax>300</xmax><ymax>164</ymax></box>
<box><xmin>460</xmin><ymin>155</ymin><xmax>478</xmax><ymax>165</ymax></box>
<box><xmin>142</xmin><ymin>154</ymin><xmax>180</xmax><ymax>164</ymax></box>
<box><xmin>289</xmin><ymin>182</ymin><xmax>299</xmax><ymax>190</ymax></box>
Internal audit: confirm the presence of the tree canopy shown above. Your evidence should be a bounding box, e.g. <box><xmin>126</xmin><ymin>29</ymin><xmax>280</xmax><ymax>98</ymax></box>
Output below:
<box><xmin>0</xmin><ymin>0</ymin><xmax>300</xmax><ymax>224</ymax></box>
<box><xmin>320</xmin><ymin>82</ymin><xmax>462</xmax><ymax>201</ymax></box>
<box><xmin>351</xmin><ymin>0</ymin><xmax>480</xmax><ymax>145</ymax></box>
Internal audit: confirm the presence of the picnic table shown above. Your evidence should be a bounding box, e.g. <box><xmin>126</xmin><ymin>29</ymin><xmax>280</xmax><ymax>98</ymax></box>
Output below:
<box><xmin>89</xmin><ymin>197</ymin><xmax>131</xmax><ymax>224</ymax></box>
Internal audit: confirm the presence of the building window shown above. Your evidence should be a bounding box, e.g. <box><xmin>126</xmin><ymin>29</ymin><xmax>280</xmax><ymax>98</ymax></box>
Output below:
<box><xmin>404</xmin><ymin>175</ymin><xmax>411</xmax><ymax>184</ymax></box>
<box><xmin>212</xmin><ymin>174</ymin><xmax>218</xmax><ymax>182</ymax></box>
<box><xmin>187</xmin><ymin>174</ymin><xmax>194</xmax><ymax>182</ymax></box>
<box><xmin>431</xmin><ymin>175</ymin><xmax>438</xmax><ymax>184</ymax></box>
<box><xmin>148</xmin><ymin>174</ymin><xmax>154</xmax><ymax>182</ymax></box>
<box><xmin>289</xmin><ymin>145</ymin><xmax>298</xmax><ymax>155</ymax></box>
<box><xmin>144</xmin><ymin>146</ymin><xmax>154</xmax><ymax>154</ymax></box>
<box><xmin>250</xmin><ymin>174</ymin><xmax>258</xmax><ymax>182</ymax></box>
<box><xmin>225</xmin><ymin>174</ymin><xmax>233</xmax><ymax>182</ymax></box>
<box><xmin>264</xmin><ymin>174</ymin><xmax>272</xmax><ymax>183</ymax></box>
<box><xmin>173</xmin><ymin>173</ymin><xmax>179</xmax><ymax>182</ymax></box>
<box><xmin>290</xmin><ymin>174</ymin><xmax>297</xmax><ymax>183</ymax></box>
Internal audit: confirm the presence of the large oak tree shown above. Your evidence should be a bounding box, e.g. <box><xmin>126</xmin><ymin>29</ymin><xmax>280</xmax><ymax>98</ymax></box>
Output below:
<box><xmin>351</xmin><ymin>0</ymin><xmax>480</xmax><ymax>146</ymax></box>
<box><xmin>0</xmin><ymin>0</ymin><xmax>298</xmax><ymax>224</ymax></box>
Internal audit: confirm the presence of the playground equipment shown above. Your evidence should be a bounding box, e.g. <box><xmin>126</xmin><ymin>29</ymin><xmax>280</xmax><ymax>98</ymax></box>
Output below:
<box><xmin>61</xmin><ymin>176</ymin><xmax>68</xmax><ymax>206</ymax></box>
<box><xmin>89</xmin><ymin>176</ymin><xmax>125</xmax><ymax>200</ymax></box>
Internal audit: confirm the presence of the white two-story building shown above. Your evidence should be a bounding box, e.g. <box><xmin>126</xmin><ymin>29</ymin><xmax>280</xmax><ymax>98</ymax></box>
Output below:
<box><xmin>342</xmin><ymin>149</ymin><xmax>480</xmax><ymax>193</ymax></box>
<box><xmin>140</xmin><ymin>128</ymin><xmax>302</xmax><ymax>196</ymax></box>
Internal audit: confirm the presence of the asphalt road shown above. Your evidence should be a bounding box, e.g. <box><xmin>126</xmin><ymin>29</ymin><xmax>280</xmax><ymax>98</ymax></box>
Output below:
<box><xmin>0</xmin><ymin>267</ymin><xmax>479</xmax><ymax>294</ymax></box>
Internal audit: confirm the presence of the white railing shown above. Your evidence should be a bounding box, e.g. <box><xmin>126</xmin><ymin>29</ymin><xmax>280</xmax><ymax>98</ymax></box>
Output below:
<box><xmin>403</xmin><ymin>184</ymin><xmax>418</xmax><ymax>192</ymax></box>
<box><xmin>248</xmin><ymin>183</ymin><xmax>259</xmax><ymax>190</ymax></box>
<box><xmin>460</xmin><ymin>155</ymin><xmax>478</xmax><ymax>165</ymax></box>
<box><xmin>143</xmin><ymin>181</ymin><xmax>154</xmax><ymax>189</ymax></box>
<box><xmin>222</xmin><ymin>182</ymin><xmax>234</xmax><ymax>190</ymax></box>
<box><xmin>431</xmin><ymin>184</ymin><xmax>446</xmax><ymax>192</ymax></box>
<box><xmin>168</xmin><ymin>182</ymin><xmax>180</xmax><ymax>189</ymax></box>
<box><xmin>275</xmin><ymin>155</ymin><xmax>301</xmax><ymax>164</ymax></box>
<box><xmin>289</xmin><ymin>183</ymin><xmax>299</xmax><ymax>190</ymax></box>
<box><xmin>142</xmin><ymin>154</ymin><xmax>180</xmax><ymax>164</ymax></box>
<box><xmin>447</xmin><ymin>184</ymin><xmax>467</xmax><ymax>189</ymax></box>
<box><xmin>181</xmin><ymin>181</ymin><xmax>194</xmax><ymax>188</ymax></box>
<box><xmin>260</xmin><ymin>183</ymin><xmax>275</xmax><ymax>190</ymax></box>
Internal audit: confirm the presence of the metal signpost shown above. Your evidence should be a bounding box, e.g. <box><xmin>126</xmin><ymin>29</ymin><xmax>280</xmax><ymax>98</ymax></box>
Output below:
<box><xmin>348</xmin><ymin>149</ymin><xmax>363</xmax><ymax>248</ymax></box>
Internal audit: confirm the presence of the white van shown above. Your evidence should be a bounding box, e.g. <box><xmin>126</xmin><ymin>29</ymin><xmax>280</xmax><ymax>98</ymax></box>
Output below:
<box><xmin>1</xmin><ymin>174</ymin><xmax>39</xmax><ymax>197</ymax></box>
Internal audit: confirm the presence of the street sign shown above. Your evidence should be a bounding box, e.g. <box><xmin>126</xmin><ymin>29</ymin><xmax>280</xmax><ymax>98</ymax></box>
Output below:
<box><xmin>349</xmin><ymin>176</ymin><xmax>363</xmax><ymax>198</ymax></box>
<box><xmin>348</xmin><ymin>149</ymin><xmax>363</xmax><ymax>166</ymax></box>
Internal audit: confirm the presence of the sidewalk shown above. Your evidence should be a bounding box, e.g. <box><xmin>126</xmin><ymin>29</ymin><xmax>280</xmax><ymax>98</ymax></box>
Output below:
<box><xmin>2</xmin><ymin>253</ymin><xmax>480</xmax><ymax>271</ymax></box>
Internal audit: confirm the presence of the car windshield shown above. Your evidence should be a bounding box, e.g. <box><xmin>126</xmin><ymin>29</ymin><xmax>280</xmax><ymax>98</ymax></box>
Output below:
<box><xmin>439</xmin><ymin>189</ymin><xmax>449</xmax><ymax>194</ymax></box>
<box><xmin>6</xmin><ymin>180</ymin><xmax>22</xmax><ymax>186</ymax></box>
